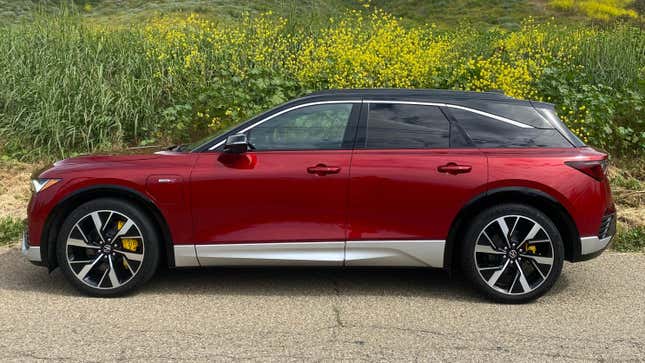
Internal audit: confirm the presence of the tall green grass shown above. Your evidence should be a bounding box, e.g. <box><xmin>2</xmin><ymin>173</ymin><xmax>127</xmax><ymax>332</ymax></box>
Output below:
<box><xmin>0</xmin><ymin>12</ymin><xmax>642</xmax><ymax>160</ymax></box>
<box><xmin>0</xmin><ymin>16</ymin><xmax>165</xmax><ymax>158</ymax></box>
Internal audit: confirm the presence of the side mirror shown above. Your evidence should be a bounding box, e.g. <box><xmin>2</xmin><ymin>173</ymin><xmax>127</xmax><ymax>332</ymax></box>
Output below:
<box><xmin>223</xmin><ymin>133</ymin><xmax>249</xmax><ymax>154</ymax></box>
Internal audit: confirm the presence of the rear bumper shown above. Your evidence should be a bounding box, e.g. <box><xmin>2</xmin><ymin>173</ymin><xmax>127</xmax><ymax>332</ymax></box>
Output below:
<box><xmin>21</xmin><ymin>230</ymin><xmax>43</xmax><ymax>265</ymax></box>
<box><xmin>579</xmin><ymin>235</ymin><xmax>613</xmax><ymax>258</ymax></box>
<box><xmin>576</xmin><ymin>211</ymin><xmax>616</xmax><ymax>261</ymax></box>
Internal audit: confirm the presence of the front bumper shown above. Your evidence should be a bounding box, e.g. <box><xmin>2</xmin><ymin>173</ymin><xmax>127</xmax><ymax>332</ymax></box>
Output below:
<box><xmin>21</xmin><ymin>230</ymin><xmax>42</xmax><ymax>264</ymax></box>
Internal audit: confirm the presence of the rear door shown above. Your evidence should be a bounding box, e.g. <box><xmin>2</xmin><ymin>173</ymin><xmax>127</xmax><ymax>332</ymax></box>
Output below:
<box><xmin>346</xmin><ymin>101</ymin><xmax>487</xmax><ymax>267</ymax></box>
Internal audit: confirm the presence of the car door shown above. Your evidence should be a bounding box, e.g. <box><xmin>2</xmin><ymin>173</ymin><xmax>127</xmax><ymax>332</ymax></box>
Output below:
<box><xmin>346</xmin><ymin>101</ymin><xmax>487</xmax><ymax>268</ymax></box>
<box><xmin>190</xmin><ymin>101</ymin><xmax>360</xmax><ymax>266</ymax></box>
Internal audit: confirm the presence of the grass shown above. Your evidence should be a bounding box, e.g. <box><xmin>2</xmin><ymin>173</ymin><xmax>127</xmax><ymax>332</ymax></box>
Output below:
<box><xmin>609</xmin><ymin>158</ymin><xmax>645</xmax><ymax>252</ymax></box>
<box><xmin>0</xmin><ymin>217</ymin><xmax>24</xmax><ymax>246</ymax></box>
<box><xmin>612</xmin><ymin>226</ymin><xmax>645</xmax><ymax>252</ymax></box>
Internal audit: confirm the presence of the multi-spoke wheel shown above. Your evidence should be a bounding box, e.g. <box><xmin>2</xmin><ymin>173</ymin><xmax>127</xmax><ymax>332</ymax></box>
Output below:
<box><xmin>57</xmin><ymin>198</ymin><xmax>159</xmax><ymax>296</ymax></box>
<box><xmin>461</xmin><ymin>204</ymin><xmax>564</xmax><ymax>303</ymax></box>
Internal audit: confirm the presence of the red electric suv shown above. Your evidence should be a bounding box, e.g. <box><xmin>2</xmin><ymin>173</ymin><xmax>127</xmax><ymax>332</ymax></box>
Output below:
<box><xmin>23</xmin><ymin>89</ymin><xmax>616</xmax><ymax>302</ymax></box>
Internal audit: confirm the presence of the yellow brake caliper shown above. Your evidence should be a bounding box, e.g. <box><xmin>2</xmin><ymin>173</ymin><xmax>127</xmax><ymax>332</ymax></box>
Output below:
<box><xmin>116</xmin><ymin>220</ymin><xmax>138</xmax><ymax>268</ymax></box>
<box><xmin>525</xmin><ymin>244</ymin><xmax>537</xmax><ymax>254</ymax></box>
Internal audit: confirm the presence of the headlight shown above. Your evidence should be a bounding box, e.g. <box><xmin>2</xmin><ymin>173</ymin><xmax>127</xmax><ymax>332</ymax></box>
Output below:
<box><xmin>31</xmin><ymin>179</ymin><xmax>61</xmax><ymax>193</ymax></box>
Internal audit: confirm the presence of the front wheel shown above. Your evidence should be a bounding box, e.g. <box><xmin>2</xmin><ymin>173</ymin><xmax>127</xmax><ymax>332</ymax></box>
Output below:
<box><xmin>460</xmin><ymin>204</ymin><xmax>564</xmax><ymax>303</ymax></box>
<box><xmin>56</xmin><ymin>198</ymin><xmax>160</xmax><ymax>297</ymax></box>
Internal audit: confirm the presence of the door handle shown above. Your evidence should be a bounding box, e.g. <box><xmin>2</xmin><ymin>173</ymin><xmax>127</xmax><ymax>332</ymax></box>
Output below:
<box><xmin>438</xmin><ymin>163</ymin><xmax>472</xmax><ymax>175</ymax></box>
<box><xmin>307</xmin><ymin>164</ymin><xmax>341</xmax><ymax>176</ymax></box>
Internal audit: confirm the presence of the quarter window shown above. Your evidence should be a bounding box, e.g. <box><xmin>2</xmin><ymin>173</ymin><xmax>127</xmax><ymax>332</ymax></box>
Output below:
<box><xmin>246</xmin><ymin>103</ymin><xmax>353</xmax><ymax>151</ymax></box>
<box><xmin>450</xmin><ymin>109</ymin><xmax>572</xmax><ymax>148</ymax></box>
<box><xmin>366</xmin><ymin>104</ymin><xmax>450</xmax><ymax>149</ymax></box>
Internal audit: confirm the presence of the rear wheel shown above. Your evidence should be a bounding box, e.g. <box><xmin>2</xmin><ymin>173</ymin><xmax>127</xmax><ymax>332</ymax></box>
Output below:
<box><xmin>460</xmin><ymin>204</ymin><xmax>564</xmax><ymax>303</ymax></box>
<box><xmin>56</xmin><ymin>198</ymin><xmax>160</xmax><ymax>297</ymax></box>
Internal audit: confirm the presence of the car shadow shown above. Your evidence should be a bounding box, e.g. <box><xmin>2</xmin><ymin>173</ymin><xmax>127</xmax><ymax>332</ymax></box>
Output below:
<box><xmin>1</xmin><ymin>246</ymin><xmax>570</xmax><ymax>303</ymax></box>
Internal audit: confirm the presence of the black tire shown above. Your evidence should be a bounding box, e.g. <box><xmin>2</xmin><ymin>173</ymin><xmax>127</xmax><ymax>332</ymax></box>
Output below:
<box><xmin>460</xmin><ymin>204</ymin><xmax>564</xmax><ymax>303</ymax></box>
<box><xmin>56</xmin><ymin>198</ymin><xmax>160</xmax><ymax>297</ymax></box>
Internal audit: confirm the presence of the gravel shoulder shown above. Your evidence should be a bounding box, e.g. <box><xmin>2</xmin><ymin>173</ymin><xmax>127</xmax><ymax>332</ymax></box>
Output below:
<box><xmin>0</xmin><ymin>246</ymin><xmax>643</xmax><ymax>362</ymax></box>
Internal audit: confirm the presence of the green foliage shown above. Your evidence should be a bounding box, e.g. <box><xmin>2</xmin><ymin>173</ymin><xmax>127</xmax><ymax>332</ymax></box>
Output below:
<box><xmin>0</xmin><ymin>10</ymin><xmax>643</xmax><ymax>160</ymax></box>
<box><xmin>612</xmin><ymin>225</ymin><xmax>645</xmax><ymax>252</ymax></box>
<box><xmin>0</xmin><ymin>217</ymin><xmax>24</xmax><ymax>246</ymax></box>
<box><xmin>0</xmin><ymin>15</ymin><xmax>167</xmax><ymax>159</ymax></box>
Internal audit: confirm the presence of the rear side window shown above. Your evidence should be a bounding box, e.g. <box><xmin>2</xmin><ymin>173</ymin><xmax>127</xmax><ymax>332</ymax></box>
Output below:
<box><xmin>449</xmin><ymin>109</ymin><xmax>572</xmax><ymax>148</ymax></box>
<box><xmin>366</xmin><ymin>104</ymin><xmax>450</xmax><ymax>149</ymax></box>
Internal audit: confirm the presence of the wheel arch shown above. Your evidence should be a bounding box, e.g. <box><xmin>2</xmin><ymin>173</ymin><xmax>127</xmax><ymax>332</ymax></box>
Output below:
<box><xmin>444</xmin><ymin>187</ymin><xmax>580</xmax><ymax>273</ymax></box>
<box><xmin>41</xmin><ymin>185</ymin><xmax>175</xmax><ymax>271</ymax></box>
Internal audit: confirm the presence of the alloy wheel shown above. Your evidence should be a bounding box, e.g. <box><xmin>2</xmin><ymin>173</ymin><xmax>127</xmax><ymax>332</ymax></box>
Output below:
<box><xmin>473</xmin><ymin>215</ymin><xmax>554</xmax><ymax>295</ymax></box>
<box><xmin>65</xmin><ymin>210</ymin><xmax>145</xmax><ymax>290</ymax></box>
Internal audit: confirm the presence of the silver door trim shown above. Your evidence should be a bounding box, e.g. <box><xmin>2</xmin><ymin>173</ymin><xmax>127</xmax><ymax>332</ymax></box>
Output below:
<box><xmin>173</xmin><ymin>240</ymin><xmax>445</xmax><ymax>268</ymax></box>
<box><xmin>196</xmin><ymin>241</ymin><xmax>345</xmax><ymax>266</ymax></box>
<box><xmin>174</xmin><ymin>245</ymin><xmax>199</xmax><ymax>267</ymax></box>
<box><xmin>345</xmin><ymin>240</ymin><xmax>445</xmax><ymax>267</ymax></box>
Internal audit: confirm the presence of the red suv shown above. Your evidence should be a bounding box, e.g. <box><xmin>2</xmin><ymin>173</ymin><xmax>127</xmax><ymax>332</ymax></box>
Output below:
<box><xmin>23</xmin><ymin>89</ymin><xmax>615</xmax><ymax>302</ymax></box>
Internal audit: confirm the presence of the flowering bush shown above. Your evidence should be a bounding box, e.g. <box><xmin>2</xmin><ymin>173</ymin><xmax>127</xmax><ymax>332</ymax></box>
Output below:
<box><xmin>0</xmin><ymin>8</ymin><xmax>642</xmax><ymax>159</ymax></box>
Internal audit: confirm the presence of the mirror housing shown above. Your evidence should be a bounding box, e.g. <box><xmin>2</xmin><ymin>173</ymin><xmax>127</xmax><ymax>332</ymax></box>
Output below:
<box><xmin>223</xmin><ymin>133</ymin><xmax>249</xmax><ymax>154</ymax></box>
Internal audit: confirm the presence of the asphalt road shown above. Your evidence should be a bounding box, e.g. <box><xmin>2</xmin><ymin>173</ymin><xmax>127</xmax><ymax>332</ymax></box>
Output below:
<box><xmin>1</xmin><ymin>246</ymin><xmax>644</xmax><ymax>362</ymax></box>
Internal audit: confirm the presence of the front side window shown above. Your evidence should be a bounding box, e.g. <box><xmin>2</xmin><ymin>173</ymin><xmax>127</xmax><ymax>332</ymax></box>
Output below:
<box><xmin>365</xmin><ymin>103</ymin><xmax>450</xmax><ymax>149</ymax></box>
<box><xmin>246</xmin><ymin>103</ymin><xmax>353</xmax><ymax>151</ymax></box>
<box><xmin>450</xmin><ymin>109</ymin><xmax>572</xmax><ymax>148</ymax></box>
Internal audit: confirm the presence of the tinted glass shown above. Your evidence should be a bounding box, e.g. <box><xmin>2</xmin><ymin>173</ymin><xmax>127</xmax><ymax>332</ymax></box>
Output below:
<box><xmin>366</xmin><ymin>104</ymin><xmax>449</xmax><ymax>149</ymax></box>
<box><xmin>449</xmin><ymin>100</ymin><xmax>551</xmax><ymax>128</ymax></box>
<box><xmin>246</xmin><ymin>103</ymin><xmax>353</xmax><ymax>150</ymax></box>
<box><xmin>451</xmin><ymin>109</ymin><xmax>572</xmax><ymax>148</ymax></box>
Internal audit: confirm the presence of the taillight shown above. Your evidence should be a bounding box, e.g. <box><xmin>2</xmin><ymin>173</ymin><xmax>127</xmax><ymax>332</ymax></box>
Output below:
<box><xmin>565</xmin><ymin>159</ymin><xmax>608</xmax><ymax>181</ymax></box>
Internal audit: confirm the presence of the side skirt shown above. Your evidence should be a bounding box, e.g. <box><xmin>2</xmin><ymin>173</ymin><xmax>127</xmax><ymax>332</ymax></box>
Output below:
<box><xmin>173</xmin><ymin>240</ymin><xmax>446</xmax><ymax>268</ymax></box>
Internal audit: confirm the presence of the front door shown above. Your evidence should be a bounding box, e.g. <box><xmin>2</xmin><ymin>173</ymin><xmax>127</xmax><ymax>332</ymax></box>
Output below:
<box><xmin>190</xmin><ymin>102</ymin><xmax>360</xmax><ymax>266</ymax></box>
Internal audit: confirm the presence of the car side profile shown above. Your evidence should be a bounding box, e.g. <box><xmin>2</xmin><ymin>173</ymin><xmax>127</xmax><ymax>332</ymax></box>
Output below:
<box><xmin>23</xmin><ymin>89</ymin><xmax>615</xmax><ymax>302</ymax></box>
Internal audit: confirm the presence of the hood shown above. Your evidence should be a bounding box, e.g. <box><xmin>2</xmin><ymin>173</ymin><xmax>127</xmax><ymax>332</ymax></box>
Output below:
<box><xmin>53</xmin><ymin>153</ymin><xmax>161</xmax><ymax>167</ymax></box>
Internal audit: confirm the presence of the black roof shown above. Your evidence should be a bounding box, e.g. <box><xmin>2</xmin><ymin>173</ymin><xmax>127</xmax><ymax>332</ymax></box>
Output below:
<box><xmin>290</xmin><ymin>88</ymin><xmax>555</xmax><ymax>128</ymax></box>
<box><xmin>302</xmin><ymin>88</ymin><xmax>523</xmax><ymax>104</ymax></box>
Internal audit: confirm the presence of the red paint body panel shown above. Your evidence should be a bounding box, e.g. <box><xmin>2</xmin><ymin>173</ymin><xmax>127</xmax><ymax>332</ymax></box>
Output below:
<box><xmin>348</xmin><ymin>149</ymin><xmax>487</xmax><ymax>240</ymax></box>
<box><xmin>483</xmin><ymin>147</ymin><xmax>612</xmax><ymax>237</ymax></box>
<box><xmin>28</xmin><ymin>152</ymin><xmax>197</xmax><ymax>246</ymax></box>
<box><xmin>190</xmin><ymin>151</ymin><xmax>351</xmax><ymax>244</ymax></box>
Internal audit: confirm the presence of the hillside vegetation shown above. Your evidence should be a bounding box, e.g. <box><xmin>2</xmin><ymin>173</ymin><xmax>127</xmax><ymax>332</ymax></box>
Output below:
<box><xmin>0</xmin><ymin>4</ymin><xmax>642</xmax><ymax>160</ymax></box>
<box><xmin>0</xmin><ymin>1</ymin><xmax>642</xmax><ymax>250</ymax></box>
<box><xmin>1</xmin><ymin>0</ymin><xmax>642</xmax><ymax>28</ymax></box>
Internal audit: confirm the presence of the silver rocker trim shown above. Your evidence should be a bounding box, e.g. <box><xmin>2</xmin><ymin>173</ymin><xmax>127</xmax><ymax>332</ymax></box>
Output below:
<box><xmin>174</xmin><ymin>245</ymin><xmax>199</xmax><ymax>267</ymax></box>
<box><xmin>195</xmin><ymin>242</ymin><xmax>345</xmax><ymax>266</ymax></box>
<box><xmin>345</xmin><ymin>240</ymin><xmax>445</xmax><ymax>268</ymax></box>
<box><xmin>21</xmin><ymin>232</ymin><xmax>42</xmax><ymax>263</ymax></box>
<box><xmin>173</xmin><ymin>240</ymin><xmax>446</xmax><ymax>268</ymax></box>
<box><xmin>580</xmin><ymin>236</ymin><xmax>613</xmax><ymax>255</ymax></box>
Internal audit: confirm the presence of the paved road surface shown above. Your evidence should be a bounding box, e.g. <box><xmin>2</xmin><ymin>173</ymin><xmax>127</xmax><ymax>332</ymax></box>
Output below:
<box><xmin>1</xmin><ymin>246</ymin><xmax>643</xmax><ymax>362</ymax></box>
